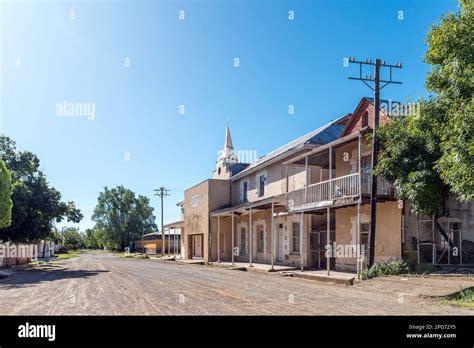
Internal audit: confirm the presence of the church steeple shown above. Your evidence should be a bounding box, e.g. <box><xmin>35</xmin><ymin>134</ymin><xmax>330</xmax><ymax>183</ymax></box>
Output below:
<box><xmin>214</xmin><ymin>121</ymin><xmax>238</xmax><ymax>179</ymax></box>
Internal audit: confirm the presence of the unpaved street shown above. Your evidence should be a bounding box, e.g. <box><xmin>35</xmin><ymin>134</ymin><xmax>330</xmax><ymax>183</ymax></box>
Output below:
<box><xmin>0</xmin><ymin>252</ymin><xmax>473</xmax><ymax>315</ymax></box>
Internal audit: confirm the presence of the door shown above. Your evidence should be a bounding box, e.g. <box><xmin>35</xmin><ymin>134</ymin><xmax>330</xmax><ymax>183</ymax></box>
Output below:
<box><xmin>309</xmin><ymin>231</ymin><xmax>320</xmax><ymax>268</ymax></box>
<box><xmin>219</xmin><ymin>232</ymin><xmax>225</xmax><ymax>259</ymax></box>
<box><xmin>192</xmin><ymin>234</ymin><xmax>203</xmax><ymax>258</ymax></box>
<box><xmin>276</xmin><ymin>223</ymin><xmax>285</xmax><ymax>262</ymax></box>
<box><xmin>319</xmin><ymin>230</ymin><xmax>336</xmax><ymax>270</ymax></box>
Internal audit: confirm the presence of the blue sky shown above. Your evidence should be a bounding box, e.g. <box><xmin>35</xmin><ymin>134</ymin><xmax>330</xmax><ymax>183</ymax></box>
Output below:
<box><xmin>0</xmin><ymin>0</ymin><xmax>458</xmax><ymax>231</ymax></box>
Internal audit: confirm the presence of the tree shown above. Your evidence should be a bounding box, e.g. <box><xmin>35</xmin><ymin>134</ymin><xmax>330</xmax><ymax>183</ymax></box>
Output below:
<box><xmin>0</xmin><ymin>159</ymin><xmax>13</xmax><ymax>229</ymax></box>
<box><xmin>84</xmin><ymin>227</ymin><xmax>112</xmax><ymax>250</ymax></box>
<box><xmin>61</xmin><ymin>227</ymin><xmax>84</xmax><ymax>250</ymax></box>
<box><xmin>0</xmin><ymin>136</ymin><xmax>83</xmax><ymax>242</ymax></box>
<box><xmin>92</xmin><ymin>186</ymin><xmax>156</xmax><ymax>250</ymax></box>
<box><xmin>424</xmin><ymin>0</ymin><xmax>474</xmax><ymax>201</ymax></box>
<box><xmin>375</xmin><ymin>0</ymin><xmax>473</xmax><ymax>216</ymax></box>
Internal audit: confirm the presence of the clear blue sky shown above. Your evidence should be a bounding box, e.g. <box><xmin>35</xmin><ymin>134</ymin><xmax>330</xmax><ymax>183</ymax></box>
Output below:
<box><xmin>0</xmin><ymin>0</ymin><xmax>458</xmax><ymax>231</ymax></box>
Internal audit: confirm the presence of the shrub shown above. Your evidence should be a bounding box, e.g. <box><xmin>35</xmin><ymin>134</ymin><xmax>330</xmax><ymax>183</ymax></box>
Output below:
<box><xmin>361</xmin><ymin>259</ymin><xmax>410</xmax><ymax>280</ymax></box>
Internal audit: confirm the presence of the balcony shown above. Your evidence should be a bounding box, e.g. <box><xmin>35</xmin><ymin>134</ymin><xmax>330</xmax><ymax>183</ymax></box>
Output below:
<box><xmin>287</xmin><ymin>173</ymin><xmax>395</xmax><ymax>211</ymax></box>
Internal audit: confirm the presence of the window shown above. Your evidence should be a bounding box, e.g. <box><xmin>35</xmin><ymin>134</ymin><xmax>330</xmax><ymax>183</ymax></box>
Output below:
<box><xmin>361</xmin><ymin>155</ymin><xmax>371</xmax><ymax>173</ymax></box>
<box><xmin>291</xmin><ymin>222</ymin><xmax>301</xmax><ymax>254</ymax></box>
<box><xmin>258</xmin><ymin>174</ymin><xmax>266</xmax><ymax>197</ymax></box>
<box><xmin>257</xmin><ymin>227</ymin><xmax>264</xmax><ymax>252</ymax></box>
<box><xmin>240</xmin><ymin>228</ymin><xmax>246</xmax><ymax>255</ymax></box>
<box><xmin>362</xmin><ymin>111</ymin><xmax>369</xmax><ymax>128</ymax></box>
<box><xmin>361</xmin><ymin>223</ymin><xmax>369</xmax><ymax>255</ymax></box>
<box><xmin>240</xmin><ymin>180</ymin><xmax>248</xmax><ymax>203</ymax></box>
<box><xmin>243</xmin><ymin>181</ymin><xmax>248</xmax><ymax>202</ymax></box>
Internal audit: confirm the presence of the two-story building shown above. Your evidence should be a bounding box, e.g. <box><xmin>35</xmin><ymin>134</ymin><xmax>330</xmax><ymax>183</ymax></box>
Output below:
<box><xmin>179</xmin><ymin>96</ymin><xmax>473</xmax><ymax>274</ymax></box>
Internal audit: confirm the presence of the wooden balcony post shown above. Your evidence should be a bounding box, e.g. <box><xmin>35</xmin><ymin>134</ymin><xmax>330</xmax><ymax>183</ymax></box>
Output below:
<box><xmin>249</xmin><ymin>207</ymin><xmax>253</xmax><ymax>267</ymax></box>
<box><xmin>304</xmin><ymin>156</ymin><xmax>308</xmax><ymax>203</ymax></box>
<box><xmin>358</xmin><ymin>134</ymin><xmax>362</xmax><ymax>197</ymax></box>
<box><xmin>329</xmin><ymin>147</ymin><xmax>333</xmax><ymax>200</ymax></box>
<box><xmin>327</xmin><ymin>207</ymin><xmax>331</xmax><ymax>276</ymax></box>
<box><xmin>356</xmin><ymin>202</ymin><xmax>361</xmax><ymax>279</ymax></box>
<box><xmin>231</xmin><ymin>212</ymin><xmax>235</xmax><ymax>266</ymax></box>
<box><xmin>217</xmin><ymin>215</ymin><xmax>220</xmax><ymax>263</ymax></box>
<box><xmin>271</xmin><ymin>200</ymin><xmax>274</xmax><ymax>270</ymax></box>
<box><xmin>300</xmin><ymin>212</ymin><xmax>304</xmax><ymax>272</ymax></box>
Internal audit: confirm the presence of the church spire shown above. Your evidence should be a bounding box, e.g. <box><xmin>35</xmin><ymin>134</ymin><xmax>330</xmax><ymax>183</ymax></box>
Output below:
<box><xmin>219</xmin><ymin>120</ymin><xmax>238</xmax><ymax>163</ymax></box>
<box><xmin>221</xmin><ymin>121</ymin><xmax>234</xmax><ymax>159</ymax></box>
<box><xmin>214</xmin><ymin>121</ymin><xmax>238</xmax><ymax>179</ymax></box>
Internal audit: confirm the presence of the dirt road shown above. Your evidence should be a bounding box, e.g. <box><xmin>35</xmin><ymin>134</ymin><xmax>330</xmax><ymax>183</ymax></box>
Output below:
<box><xmin>0</xmin><ymin>252</ymin><xmax>472</xmax><ymax>315</ymax></box>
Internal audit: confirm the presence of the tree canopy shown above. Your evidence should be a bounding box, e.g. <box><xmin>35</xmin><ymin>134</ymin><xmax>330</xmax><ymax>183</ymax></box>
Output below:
<box><xmin>92</xmin><ymin>185</ymin><xmax>157</xmax><ymax>250</ymax></box>
<box><xmin>0</xmin><ymin>135</ymin><xmax>83</xmax><ymax>242</ymax></box>
<box><xmin>61</xmin><ymin>227</ymin><xmax>84</xmax><ymax>250</ymax></box>
<box><xmin>375</xmin><ymin>0</ymin><xmax>473</xmax><ymax>216</ymax></box>
<box><xmin>0</xmin><ymin>159</ymin><xmax>13</xmax><ymax>229</ymax></box>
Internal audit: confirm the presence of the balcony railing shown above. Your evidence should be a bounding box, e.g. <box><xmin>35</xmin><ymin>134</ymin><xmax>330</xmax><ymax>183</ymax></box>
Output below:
<box><xmin>287</xmin><ymin>173</ymin><xmax>394</xmax><ymax>210</ymax></box>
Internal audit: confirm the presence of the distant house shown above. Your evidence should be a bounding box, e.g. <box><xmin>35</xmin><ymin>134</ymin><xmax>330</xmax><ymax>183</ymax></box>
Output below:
<box><xmin>135</xmin><ymin>228</ymin><xmax>182</xmax><ymax>256</ymax></box>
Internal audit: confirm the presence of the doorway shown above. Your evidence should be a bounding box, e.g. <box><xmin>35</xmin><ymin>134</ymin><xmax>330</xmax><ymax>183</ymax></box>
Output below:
<box><xmin>189</xmin><ymin>234</ymin><xmax>203</xmax><ymax>259</ymax></box>
<box><xmin>276</xmin><ymin>223</ymin><xmax>285</xmax><ymax>262</ymax></box>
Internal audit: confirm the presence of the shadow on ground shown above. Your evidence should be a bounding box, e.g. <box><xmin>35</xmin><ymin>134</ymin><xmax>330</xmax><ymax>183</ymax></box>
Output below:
<box><xmin>0</xmin><ymin>265</ymin><xmax>109</xmax><ymax>289</ymax></box>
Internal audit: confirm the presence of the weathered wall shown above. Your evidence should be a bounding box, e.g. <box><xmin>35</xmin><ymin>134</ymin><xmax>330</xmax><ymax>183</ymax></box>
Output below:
<box><xmin>335</xmin><ymin>139</ymin><xmax>370</xmax><ymax>178</ymax></box>
<box><xmin>231</xmin><ymin>159</ymin><xmax>306</xmax><ymax>205</ymax></box>
<box><xmin>183</xmin><ymin>179</ymin><xmax>230</xmax><ymax>262</ymax></box>
<box><xmin>183</xmin><ymin>180</ymin><xmax>210</xmax><ymax>261</ymax></box>
<box><xmin>209</xmin><ymin>208</ymin><xmax>310</xmax><ymax>267</ymax></box>
<box><xmin>335</xmin><ymin>202</ymin><xmax>402</xmax><ymax>271</ymax></box>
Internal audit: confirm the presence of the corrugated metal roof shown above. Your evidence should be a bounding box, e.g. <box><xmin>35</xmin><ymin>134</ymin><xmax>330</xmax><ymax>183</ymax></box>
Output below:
<box><xmin>230</xmin><ymin>113</ymin><xmax>351</xmax><ymax>180</ymax></box>
<box><xmin>229</xmin><ymin>163</ymin><xmax>250</xmax><ymax>176</ymax></box>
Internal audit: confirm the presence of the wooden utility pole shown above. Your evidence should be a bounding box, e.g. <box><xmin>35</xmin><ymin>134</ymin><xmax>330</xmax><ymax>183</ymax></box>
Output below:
<box><xmin>154</xmin><ymin>187</ymin><xmax>169</xmax><ymax>257</ymax></box>
<box><xmin>348</xmin><ymin>57</ymin><xmax>402</xmax><ymax>268</ymax></box>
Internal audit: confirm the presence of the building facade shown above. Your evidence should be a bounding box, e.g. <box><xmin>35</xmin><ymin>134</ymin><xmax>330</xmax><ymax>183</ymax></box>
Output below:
<box><xmin>179</xmin><ymin>97</ymin><xmax>474</xmax><ymax>274</ymax></box>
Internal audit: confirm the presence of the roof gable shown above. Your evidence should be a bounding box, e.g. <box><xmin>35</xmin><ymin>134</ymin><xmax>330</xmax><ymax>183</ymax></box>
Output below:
<box><xmin>340</xmin><ymin>97</ymin><xmax>393</xmax><ymax>137</ymax></box>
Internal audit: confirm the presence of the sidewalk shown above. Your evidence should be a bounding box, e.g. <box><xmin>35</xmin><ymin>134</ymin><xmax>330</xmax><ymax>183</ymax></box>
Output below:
<box><xmin>211</xmin><ymin>261</ymin><xmax>297</xmax><ymax>273</ymax></box>
<box><xmin>283</xmin><ymin>269</ymin><xmax>357</xmax><ymax>285</ymax></box>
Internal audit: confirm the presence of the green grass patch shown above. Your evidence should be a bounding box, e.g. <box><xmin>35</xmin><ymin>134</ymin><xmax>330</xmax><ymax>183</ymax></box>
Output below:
<box><xmin>114</xmin><ymin>252</ymin><xmax>148</xmax><ymax>259</ymax></box>
<box><xmin>53</xmin><ymin>251</ymin><xmax>78</xmax><ymax>260</ymax></box>
<box><xmin>361</xmin><ymin>259</ymin><xmax>411</xmax><ymax>280</ymax></box>
<box><xmin>444</xmin><ymin>287</ymin><xmax>474</xmax><ymax>310</ymax></box>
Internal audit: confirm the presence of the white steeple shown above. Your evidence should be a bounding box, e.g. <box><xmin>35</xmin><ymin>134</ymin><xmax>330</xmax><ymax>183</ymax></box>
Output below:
<box><xmin>220</xmin><ymin>121</ymin><xmax>238</xmax><ymax>163</ymax></box>
<box><xmin>214</xmin><ymin>121</ymin><xmax>238</xmax><ymax>179</ymax></box>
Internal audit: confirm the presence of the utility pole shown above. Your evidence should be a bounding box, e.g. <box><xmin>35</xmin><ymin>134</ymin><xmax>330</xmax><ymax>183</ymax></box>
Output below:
<box><xmin>348</xmin><ymin>57</ymin><xmax>402</xmax><ymax>268</ymax></box>
<box><xmin>154</xmin><ymin>187</ymin><xmax>170</xmax><ymax>257</ymax></box>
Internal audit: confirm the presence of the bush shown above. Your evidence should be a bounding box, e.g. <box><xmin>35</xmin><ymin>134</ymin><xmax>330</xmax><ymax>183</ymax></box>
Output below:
<box><xmin>458</xmin><ymin>288</ymin><xmax>474</xmax><ymax>302</ymax></box>
<box><xmin>361</xmin><ymin>259</ymin><xmax>410</xmax><ymax>280</ymax></box>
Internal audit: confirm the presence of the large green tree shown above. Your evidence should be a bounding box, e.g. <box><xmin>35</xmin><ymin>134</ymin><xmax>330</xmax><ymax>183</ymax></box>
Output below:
<box><xmin>92</xmin><ymin>186</ymin><xmax>156</xmax><ymax>250</ymax></box>
<box><xmin>61</xmin><ymin>227</ymin><xmax>84</xmax><ymax>250</ymax></box>
<box><xmin>0</xmin><ymin>136</ymin><xmax>83</xmax><ymax>241</ymax></box>
<box><xmin>0</xmin><ymin>159</ymin><xmax>13</xmax><ymax>228</ymax></box>
<box><xmin>375</xmin><ymin>0</ymin><xmax>473</xmax><ymax>217</ymax></box>
<box><xmin>84</xmin><ymin>226</ymin><xmax>113</xmax><ymax>250</ymax></box>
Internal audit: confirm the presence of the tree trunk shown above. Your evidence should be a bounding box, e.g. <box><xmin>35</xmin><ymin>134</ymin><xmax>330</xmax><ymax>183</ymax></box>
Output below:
<box><xmin>434</xmin><ymin>218</ymin><xmax>455</xmax><ymax>248</ymax></box>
